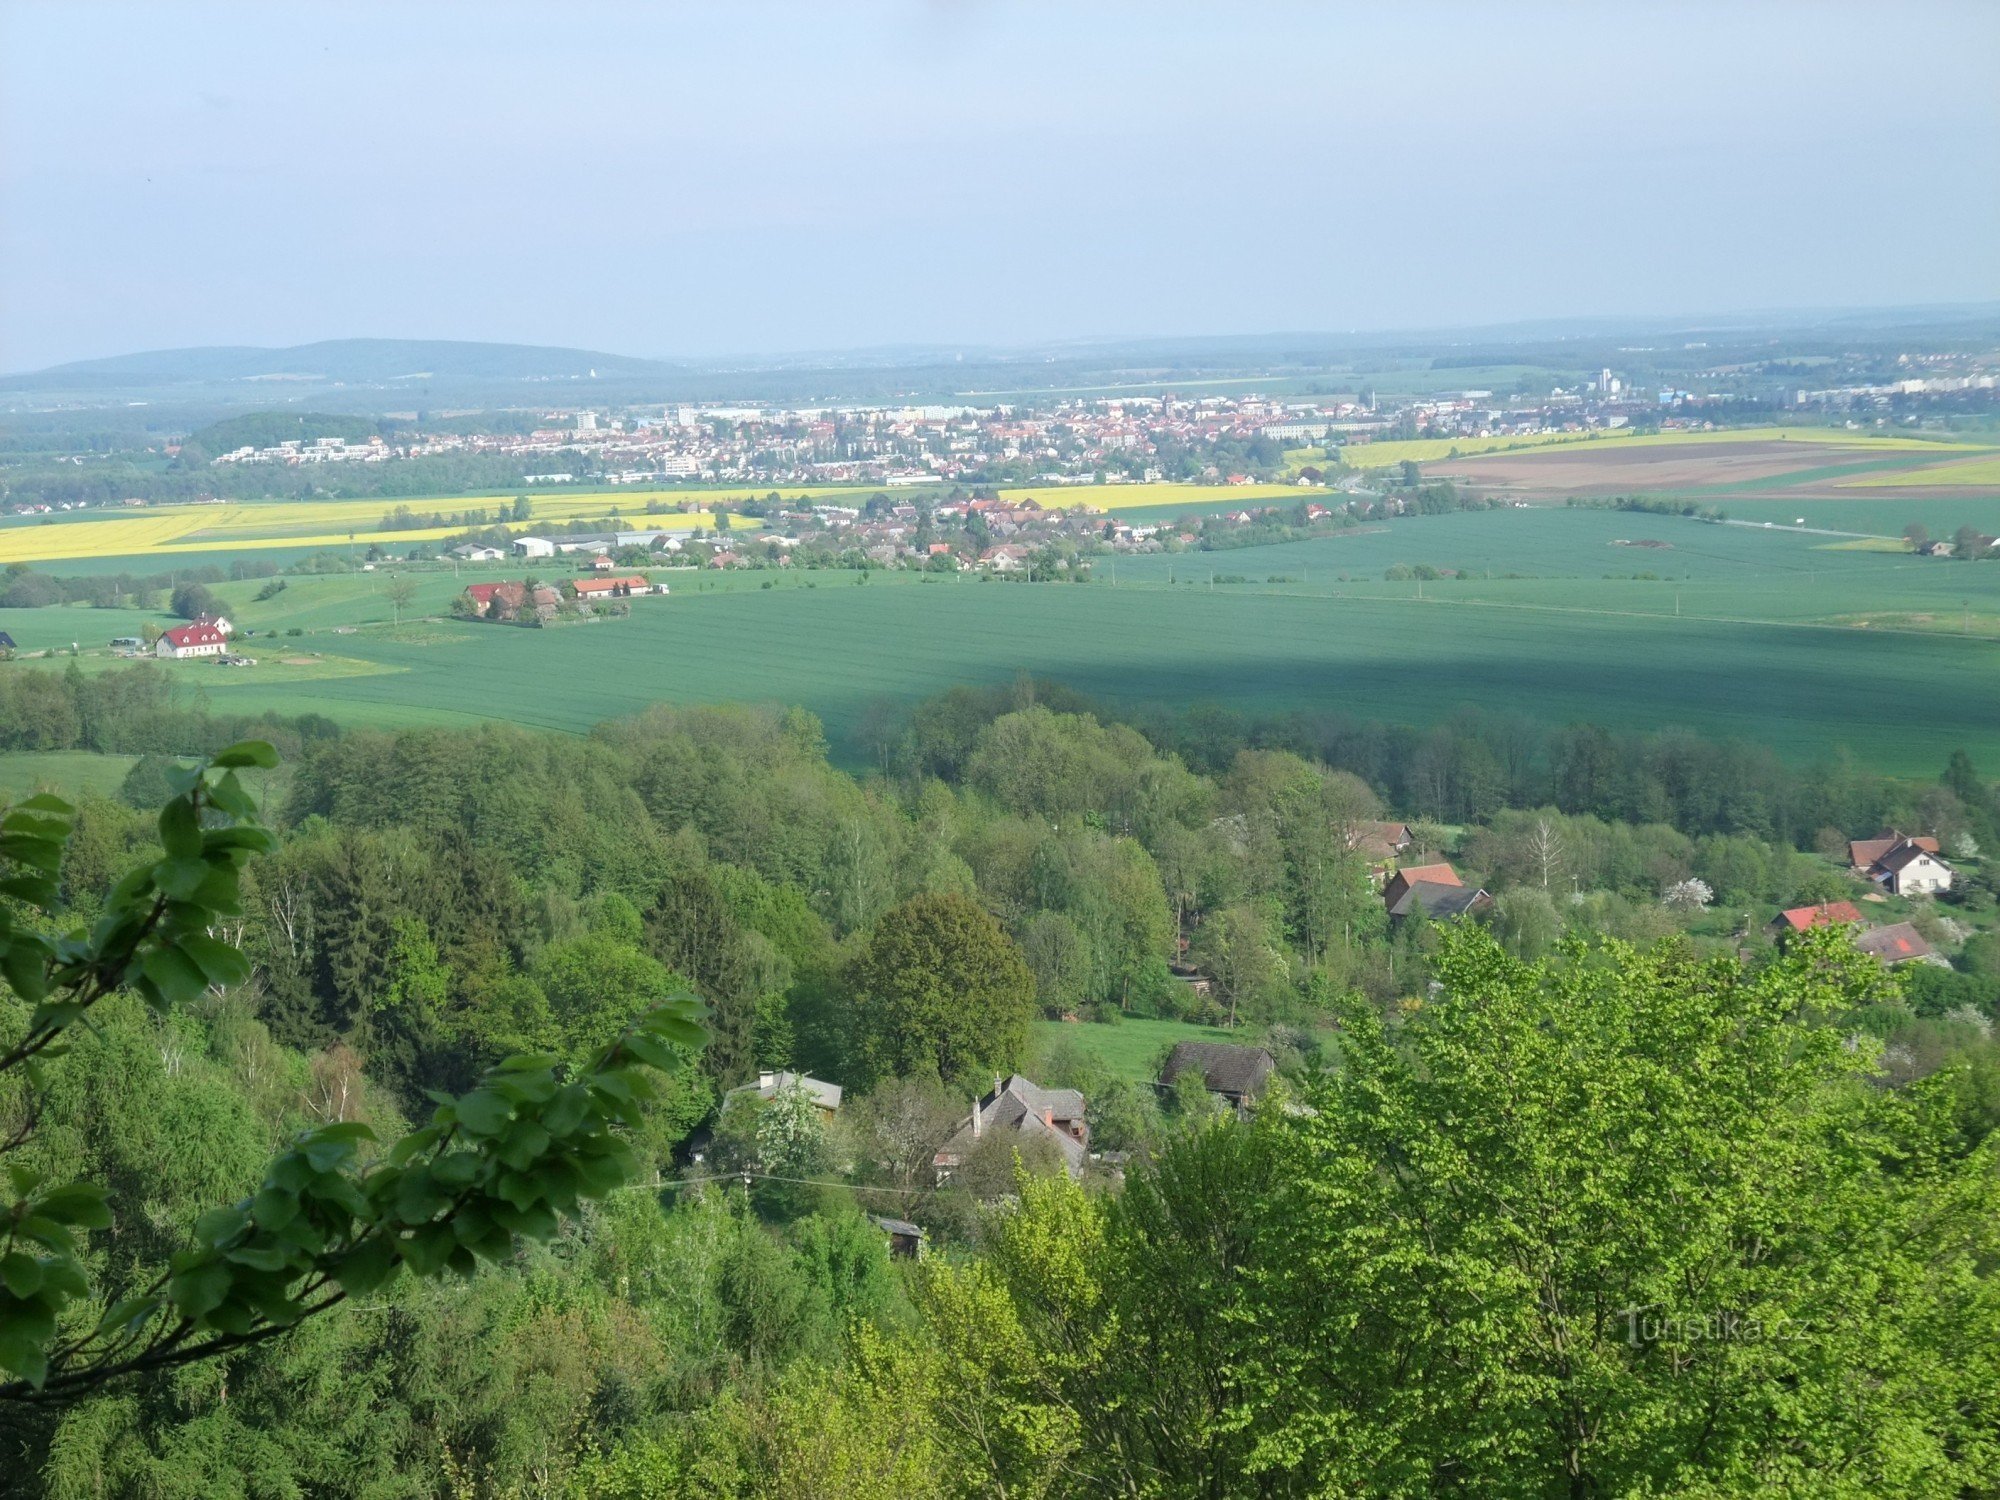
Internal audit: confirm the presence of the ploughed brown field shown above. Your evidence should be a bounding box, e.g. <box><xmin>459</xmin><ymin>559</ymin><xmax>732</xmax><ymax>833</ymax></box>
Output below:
<box><xmin>1431</xmin><ymin>439</ymin><xmax>1894</xmax><ymax>497</ymax></box>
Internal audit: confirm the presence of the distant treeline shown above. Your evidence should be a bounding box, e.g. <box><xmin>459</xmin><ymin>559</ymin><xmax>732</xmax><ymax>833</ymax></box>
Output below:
<box><xmin>1</xmin><ymin>450</ymin><xmax>583</xmax><ymax>508</ymax></box>
<box><xmin>190</xmin><ymin>411</ymin><xmax>379</xmax><ymax>451</ymax></box>
<box><xmin>0</xmin><ymin>661</ymin><xmax>341</xmax><ymax>759</ymax></box>
<box><xmin>0</xmin><ymin>558</ymin><xmax>278</xmax><ymax>609</ymax></box>
<box><xmin>1566</xmin><ymin>495</ymin><xmax>1729</xmax><ymax>520</ymax></box>
<box><xmin>874</xmin><ymin>677</ymin><xmax>1995</xmax><ymax>854</ymax></box>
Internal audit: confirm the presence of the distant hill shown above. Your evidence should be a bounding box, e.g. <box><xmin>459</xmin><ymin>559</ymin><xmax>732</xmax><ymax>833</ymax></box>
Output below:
<box><xmin>16</xmin><ymin>338</ymin><xmax>674</xmax><ymax>387</ymax></box>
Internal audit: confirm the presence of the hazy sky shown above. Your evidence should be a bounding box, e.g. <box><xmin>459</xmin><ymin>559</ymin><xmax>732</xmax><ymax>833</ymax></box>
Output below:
<box><xmin>3</xmin><ymin>1</ymin><xmax>1997</xmax><ymax>370</ymax></box>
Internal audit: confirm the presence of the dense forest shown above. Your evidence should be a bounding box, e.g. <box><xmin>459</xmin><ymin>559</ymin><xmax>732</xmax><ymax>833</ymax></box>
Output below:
<box><xmin>1</xmin><ymin>678</ymin><xmax>1998</xmax><ymax>1494</ymax></box>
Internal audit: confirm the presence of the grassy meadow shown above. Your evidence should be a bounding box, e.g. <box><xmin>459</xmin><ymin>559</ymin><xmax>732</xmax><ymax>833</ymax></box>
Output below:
<box><xmin>0</xmin><ymin>751</ymin><xmax>141</xmax><ymax>801</ymax></box>
<box><xmin>6</xmin><ymin>508</ymin><xmax>1997</xmax><ymax>774</ymax></box>
<box><xmin>1030</xmin><ymin>1017</ymin><xmax>1246</xmax><ymax>1086</ymax></box>
<box><xmin>6</xmin><ymin>493</ymin><xmax>1999</xmax><ymax>784</ymax></box>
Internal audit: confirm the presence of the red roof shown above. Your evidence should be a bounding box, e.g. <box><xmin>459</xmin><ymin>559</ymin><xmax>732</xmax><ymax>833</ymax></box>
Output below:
<box><xmin>1393</xmin><ymin>862</ymin><xmax>1461</xmax><ymax>889</ymax></box>
<box><xmin>1775</xmin><ymin>901</ymin><xmax>1862</xmax><ymax>932</ymax></box>
<box><xmin>163</xmin><ymin>622</ymin><xmax>226</xmax><ymax>649</ymax></box>
<box><xmin>1849</xmin><ymin>832</ymin><xmax>1938</xmax><ymax>869</ymax></box>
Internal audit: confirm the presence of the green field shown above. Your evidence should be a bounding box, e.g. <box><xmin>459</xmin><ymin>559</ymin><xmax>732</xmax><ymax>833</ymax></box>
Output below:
<box><xmin>0</xmin><ymin>751</ymin><xmax>139</xmax><ymax>801</ymax></box>
<box><xmin>1030</xmin><ymin>1017</ymin><xmax>1246</xmax><ymax>1086</ymax></box>
<box><xmin>5</xmin><ymin>508</ymin><xmax>1998</xmax><ymax>775</ymax></box>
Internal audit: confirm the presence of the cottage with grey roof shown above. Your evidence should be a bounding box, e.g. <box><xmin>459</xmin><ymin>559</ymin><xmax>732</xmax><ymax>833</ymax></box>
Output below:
<box><xmin>1159</xmin><ymin>1042</ymin><xmax>1275</xmax><ymax>1115</ymax></box>
<box><xmin>933</xmin><ymin>1075</ymin><xmax>1089</xmax><ymax>1181</ymax></box>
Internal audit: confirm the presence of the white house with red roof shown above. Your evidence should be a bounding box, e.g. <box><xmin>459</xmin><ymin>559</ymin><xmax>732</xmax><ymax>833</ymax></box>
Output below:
<box><xmin>156</xmin><ymin>621</ymin><xmax>228</xmax><ymax>659</ymax></box>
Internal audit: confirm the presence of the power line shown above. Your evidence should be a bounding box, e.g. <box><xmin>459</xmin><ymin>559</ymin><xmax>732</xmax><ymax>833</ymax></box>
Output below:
<box><xmin>662</xmin><ymin>1167</ymin><xmax>934</xmax><ymax>1196</ymax></box>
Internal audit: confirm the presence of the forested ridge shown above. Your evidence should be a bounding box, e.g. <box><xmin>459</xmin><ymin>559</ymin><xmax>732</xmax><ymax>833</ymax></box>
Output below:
<box><xmin>1</xmin><ymin>681</ymin><xmax>1998</xmax><ymax>1495</ymax></box>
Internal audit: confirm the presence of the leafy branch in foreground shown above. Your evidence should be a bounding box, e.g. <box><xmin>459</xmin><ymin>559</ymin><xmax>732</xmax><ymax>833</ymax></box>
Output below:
<box><xmin>0</xmin><ymin>744</ymin><xmax>705</xmax><ymax>1400</ymax></box>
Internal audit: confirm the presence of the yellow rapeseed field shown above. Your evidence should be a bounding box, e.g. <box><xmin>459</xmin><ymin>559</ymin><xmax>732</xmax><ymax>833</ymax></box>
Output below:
<box><xmin>1839</xmin><ymin>455</ymin><xmax>2000</xmax><ymax>488</ymax></box>
<box><xmin>0</xmin><ymin>496</ymin><xmax>733</xmax><ymax>565</ymax></box>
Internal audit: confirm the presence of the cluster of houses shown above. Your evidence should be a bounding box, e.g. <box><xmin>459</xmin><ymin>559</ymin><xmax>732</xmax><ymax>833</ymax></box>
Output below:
<box><xmin>1360</xmin><ymin>822</ymin><xmax>1955</xmax><ymax>952</ymax></box>
<box><xmin>1766</xmin><ymin>900</ymin><xmax>1943</xmax><ymax>968</ymax></box>
<box><xmin>1353</xmin><ymin>821</ymin><xmax>1497</xmax><ymax>924</ymax></box>
<box><xmin>712</xmin><ymin>1043</ymin><xmax>1284</xmax><ymax>1257</ymax></box>
<box><xmin>174</xmin><ymin>380</ymin><xmax>1734</xmax><ymax>495</ymax></box>
<box><xmin>688</xmin><ymin>823</ymin><xmax>1972</xmax><ymax>1262</ymax></box>
<box><xmin>461</xmin><ymin>567</ymin><xmax>667</xmax><ymax>623</ymax></box>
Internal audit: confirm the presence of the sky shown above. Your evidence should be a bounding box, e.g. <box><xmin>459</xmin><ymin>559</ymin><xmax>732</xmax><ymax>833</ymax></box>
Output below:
<box><xmin>3</xmin><ymin>1</ymin><xmax>1997</xmax><ymax>371</ymax></box>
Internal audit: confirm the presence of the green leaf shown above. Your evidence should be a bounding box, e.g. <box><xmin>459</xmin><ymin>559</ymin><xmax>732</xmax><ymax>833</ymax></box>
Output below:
<box><xmin>193</xmin><ymin>1205</ymin><xmax>250</xmax><ymax>1245</ymax></box>
<box><xmin>0</xmin><ymin>1254</ymin><xmax>44</xmax><ymax>1300</ymax></box>
<box><xmin>647</xmin><ymin>1016</ymin><xmax>707</xmax><ymax>1050</ymax></box>
<box><xmin>491</xmin><ymin>1200</ymin><xmax>558</xmax><ymax>1240</ymax></box>
<box><xmin>95</xmin><ymin>1294</ymin><xmax>161</xmax><ymax>1337</ymax></box>
<box><xmin>153</xmin><ymin>857</ymin><xmax>211</xmax><ymax>901</ymax></box>
<box><xmin>179</xmin><ymin>932</ymin><xmax>251</xmax><ymax>990</ymax></box>
<box><xmin>298</xmin><ymin>1120</ymin><xmax>373</xmax><ymax>1173</ymax></box>
<box><xmin>158</xmin><ymin>796</ymin><xmax>203</xmax><ymax>860</ymax></box>
<box><xmin>211</xmin><ymin>740</ymin><xmax>279</xmax><ymax>769</ymax></box>
<box><xmin>250</xmin><ymin>1186</ymin><xmax>300</xmax><ymax>1232</ymax></box>
<box><xmin>141</xmin><ymin>945</ymin><xmax>209</xmax><ymax>1008</ymax></box>
<box><xmin>170</xmin><ymin>1261</ymin><xmax>233</xmax><ymax>1321</ymax></box>
<box><xmin>224</xmin><ymin>1245</ymin><xmax>293</xmax><ymax>1274</ymax></box>
<box><xmin>497</xmin><ymin>1121</ymin><xmax>552</xmax><ymax>1171</ymax></box>
<box><xmin>398</xmin><ymin>1224</ymin><xmax>456</xmax><ymax>1277</ymax></box>
<box><xmin>541</xmin><ymin>1087</ymin><xmax>587</xmax><ymax>1139</ymax></box>
<box><xmin>0</xmin><ymin>1326</ymin><xmax>48</xmax><ymax>1389</ymax></box>
<box><xmin>430</xmin><ymin>1151</ymin><xmax>482</xmax><ymax>1188</ymax></box>
<box><xmin>454</xmin><ymin>1089</ymin><xmax>512</xmax><ymax>1136</ymax></box>
<box><xmin>36</xmin><ymin>1183</ymin><xmax>112</xmax><ymax>1230</ymax></box>
<box><xmin>330</xmin><ymin>1237</ymin><xmax>398</xmax><ymax>1296</ymax></box>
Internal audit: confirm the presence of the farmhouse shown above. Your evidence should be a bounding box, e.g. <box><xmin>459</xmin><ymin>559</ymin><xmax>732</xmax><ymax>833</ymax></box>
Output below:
<box><xmin>450</xmin><ymin>543</ymin><xmax>506</xmax><ymax>562</ymax></box>
<box><xmin>1381</xmin><ymin>862</ymin><xmax>1494</xmax><ymax>922</ymax></box>
<box><xmin>0</xmin><ymin>630</ymin><xmax>15</xmax><ymax>653</ymax></box>
<box><xmin>463</xmin><ymin>581</ymin><xmax>561</xmax><ymax>623</ymax></box>
<box><xmin>155</xmin><ymin>621</ymin><xmax>228</xmax><ymax>659</ymax></box>
<box><xmin>1848</xmin><ymin>830</ymin><xmax>1938</xmax><ymax>872</ymax></box>
<box><xmin>934</xmin><ymin>1075</ymin><xmax>1089</xmax><ymax>1181</ymax></box>
<box><xmin>1853</xmin><ymin>834</ymin><xmax>1954</xmax><ymax>896</ymax></box>
<box><xmin>511</xmin><ymin>536</ymin><xmax>557</xmax><ymax>559</ymax></box>
<box><xmin>725</xmin><ymin>1069</ymin><xmax>843</xmax><ymax>1121</ymax></box>
<box><xmin>1158</xmin><ymin>1042</ymin><xmax>1275</xmax><ymax>1116</ymax></box>
<box><xmin>571</xmin><ymin>574</ymin><xmax>651</xmax><ymax>601</ymax></box>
